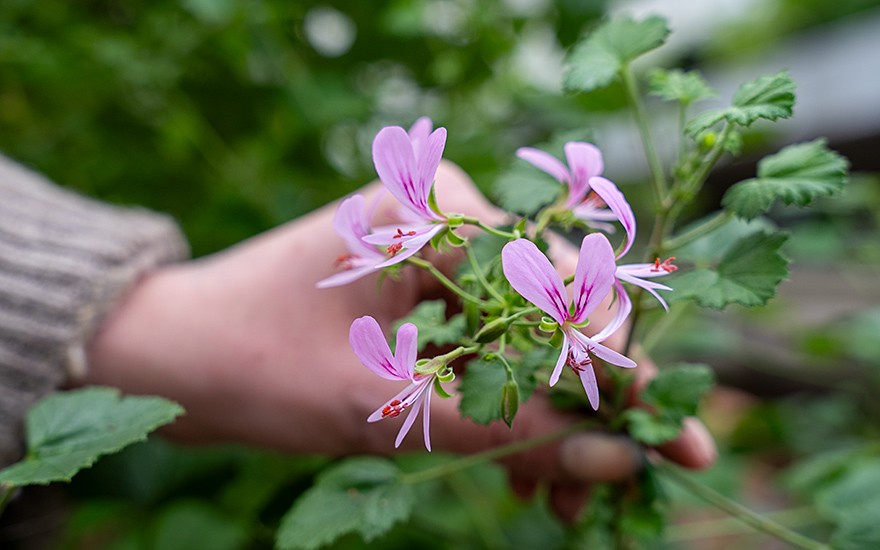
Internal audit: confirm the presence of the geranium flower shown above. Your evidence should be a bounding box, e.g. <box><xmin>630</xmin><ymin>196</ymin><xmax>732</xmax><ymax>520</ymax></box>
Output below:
<box><xmin>501</xmin><ymin>235</ymin><xmax>636</xmax><ymax>410</ymax></box>
<box><xmin>349</xmin><ymin>315</ymin><xmax>435</xmax><ymax>451</ymax></box>
<box><xmin>517</xmin><ymin>142</ymin><xmax>631</xmax><ymax>236</ymax></box>
<box><xmin>316</xmin><ymin>194</ymin><xmax>386</xmax><ymax>289</ymax></box>
<box><xmin>362</xmin><ymin>117</ymin><xmax>448</xmax><ymax>266</ymax></box>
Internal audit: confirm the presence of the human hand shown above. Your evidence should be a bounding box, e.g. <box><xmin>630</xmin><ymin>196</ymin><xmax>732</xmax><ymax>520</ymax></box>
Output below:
<box><xmin>84</xmin><ymin>161</ymin><xmax>715</xmax><ymax>521</ymax></box>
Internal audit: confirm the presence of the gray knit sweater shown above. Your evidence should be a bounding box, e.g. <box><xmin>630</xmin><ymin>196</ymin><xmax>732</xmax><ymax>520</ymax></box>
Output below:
<box><xmin>0</xmin><ymin>154</ymin><xmax>189</xmax><ymax>466</ymax></box>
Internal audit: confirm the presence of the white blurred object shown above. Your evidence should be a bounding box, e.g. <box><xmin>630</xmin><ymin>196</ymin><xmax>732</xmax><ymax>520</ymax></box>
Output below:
<box><xmin>304</xmin><ymin>6</ymin><xmax>357</xmax><ymax>58</ymax></box>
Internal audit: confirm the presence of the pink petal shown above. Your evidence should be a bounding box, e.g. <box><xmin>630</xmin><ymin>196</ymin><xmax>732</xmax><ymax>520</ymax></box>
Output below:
<box><xmin>570</xmin><ymin>234</ymin><xmax>616</xmax><ymax>324</ymax></box>
<box><xmin>589</xmin><ymin>177</ymin><xmax>636</xmax><ymax>259</ymax></box>
<box><xmin>617</xmin><ymin>270</ymin><xmax>672</xmax><ymax>311</ymax></box>
<box><xmin>590</xmin><ymin>281</ymin><xmax>632</xmax><ymax>342</ymax></box>
<box><xmin>422</xmin><ymin>384</ymin><xmax>433</xmax><ymax>451</ymax></box>
<box><xmin>501</xmin><ymin>239</ymin><xmax>569</xmax><ymax>324</ymax></box>
<box><xmin>516</xmin><ymin>147</ymin><xmax>570</xmax><ymax>184</ymax></box>
<box><xmin>315</xmin><ymin>264</ymin><xmax>379</xmax><ymax>289</ymax></box>
<box><xmin>415</xmin><ymin>128</ymin><xmax>447</xmax><ymax>219</ymax></box>
<box><xmin>394</xmin><ymin>323</ymin><xmax>419</xmax><ymax>378</ymax></box>
<box><xmin>577</xmin><ymin>361</ymin><xmax>601</xmax><ymax>411</ymax></box>
<box><xmin>394</xmin><ymin>380</ymin><xmax>431</xmax><ymax>448</ymax></box>
<box><xmin>333</xmin><ymin>194</ymin><xmax>378</xmax><ymax>257</ymax></box>
<box><xmin>350</xmin><ymin>316</ymin><xmax>410</xmax><ymax>381</ymax></box>
<box><xmin>373</xmin><ymin>126</ymin><xmax>429</xmax><ymax>218</ymax></box>
<box><xmin>564</xmin><ymin>142</ymin><xmax>603</xmax><ymax>205</ymax></box>
<box><xmin>587</xmin><ymin>337</ymin><xmax>637</xmax><ymax>369</ymax></box>
<box><xmin>408</xmin><ymin>116</ymin><xmax>434</xmax><ymax>158</ymax></box>
<box><xmin>362</xmin><ymin>223</ymin><xmax>429</xmax><ymax>245</ymax></box>
<box><xmin>548</xmin><ymin>331</ymin><xmax>570</xmax><ymax>386</ymax></box>
<box><xmin>373</xmin><ymin>224</ymin><xmax>446</xmax><ymax>268</ymax></box>
<box><xmin>367</xmin><ymin>381</ymin><xmax>422</xmax><ymax>422</ymax></box>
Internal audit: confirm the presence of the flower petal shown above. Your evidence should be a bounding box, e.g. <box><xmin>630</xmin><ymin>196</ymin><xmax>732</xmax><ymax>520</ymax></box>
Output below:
<box><xmin>408</xmin><ymin>116</ymin><xmax>433</xmax><ymax>158</ymax></box>
<box><xmin>570</xmin><ymin>234</ymin><xmax>616</xmax><ymax>324</ymax></box>
<box><xmin>564</xmin><ymin>142</ymin><xmax>603</xmax><ymax>205</ymax></box>
<box><xmin>588</xmin><ymin>338</ymin><xmax>637</xmax><ymax>369</ymax></box>
<box><xmin>415</xmin><ymin>128</ymin><xmax>446</xmax><ymax>216</ymax></box>
<box><xmin>589</xmin><ymin>177</ymin><xmax>636</xmax><ymax>259</ymax></box>
<box><xmin>394</xmin><ymin>323</ymin><xmax>418</xmax><ymax>378</ymax></box>
<box><xmin>333</xmin><ymin>194</ymin><xmax>375</xmax><ymax>257</ymax></box>
<box><xmin>548</xmin><ymin>331</ymin><xmax>570</xmax><ymax>386</ymax></box>
<box><xmin>373</xmin><ymin>224</ymin><xmax>446</xmax><ymax>268</ymax></box>
<box><xmin>373</xmin><ymin>126</ymin><xmax>430</xmax><ymax>217</ymax></box>
<box><xmin>394</xmin><ymin>380</ymin><xmax>430</xmax><ymax>448</ymax></box>
<box><xmin>616</xmin><ymin>268</ymin><xmax>672</xmax><ymax>311</ymax></box>
<box><xmin>577</xmin><ymin>361</ymin><xmax>601</xmax><ymax>411</ymax></box>
<box><xmin>367</xmin><ymin>381</ymin><xmax>421</xmax><ymax>423</ymax></box>
<box><xmin>516</xmin><ymin>147</ymin><xmax>570</xmax><ymax>184</ymax></box>
<box><xmin>316</xmin><ymin>264</ymin><xmax>379</xmax><ymax>289</ymax></box>
<box><xmin>590</xmin><ymin>280</ymin><xmax>632</xmax><ymax>342</ymax></box>
<box><xmin>422</xmin><ymin>383</ymin><xmax>433</xmax><ymax>451</ymax></box>
<box><xmin>501</xmin><ymin>239</ymin><xmax>569</xmax><ymax>324</ymax></box>
<box><xmin>350</xmin><ymin>316</ymin><xmax>409</xmax><ymax>381</ymax></box>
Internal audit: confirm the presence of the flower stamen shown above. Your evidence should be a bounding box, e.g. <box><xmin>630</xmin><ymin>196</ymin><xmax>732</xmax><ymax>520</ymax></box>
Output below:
<box><xmin>651</xmin><ymin>256</ymin><xmax>678</xmax><ymax>273</ymax></box>
<box><xmin>386</xmin><ymin>242</ymin><xmax>404</xmax><ymax>257</ymax></box>
<box><xmin>381</xmin><ymin>399</ymin><xmax>407</xmax><ymax>419</ymax></box>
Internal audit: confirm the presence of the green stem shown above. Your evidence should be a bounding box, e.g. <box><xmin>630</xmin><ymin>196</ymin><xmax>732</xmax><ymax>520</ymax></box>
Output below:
<box><xmin>663</xmin><ymin>210</ymin><xmax>733</xmax><ymax>252</ymax></box>
<box><xmin>464</xmin><ymin>242</ymin><xmax>506</xmax><ymax>304</ymax></box>
<box><xmin>666</xmin><ymin>506</ymin><xmax>825</xmax><ymax>543</ymax></box>
<box><xmin>622</xmin><ymin>64</ymin><xmax>668</xmax><ymax>199</ymax></box>
<box><xmin>406</xmin><ymin>257</ymin><xmax>488</xmax><ymax>307</ymax></box>
<box><xmin>461</xmin><ymin>217</ymin><xmax>518</xmax><ymax>240</ymax></box>
<box><xmin>689</xmin><ymin>124</ymin><xmax>732</xmax><ymax>195</ymax></box>
<box><xmin>657</xmin><ymin>464</ymin><xmax>831</xmax><ymax>550</ymax></box>
<box><xmin>399</xmin><ymin>419</ymin><xmax>596</xmax><ymax>485</ymax></box>
<box><xmin>434</xmin><ymin>345</ymin><xmax>480</xmax><ymax>365</ymax></box>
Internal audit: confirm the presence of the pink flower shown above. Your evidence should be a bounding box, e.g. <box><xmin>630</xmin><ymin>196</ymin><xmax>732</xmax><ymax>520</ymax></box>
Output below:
<box><xmin>316</xmin><ymin>194</ymin><xmax>387</xmax><ymax>288</ymax></box>
<box><xmin>501</xmin><ymin>235</ymin><xmax>636</xmax><ymax>410</ymax></box>
<box><xmin>349</xmin><ymin>315</ymin><xmax>435</xmax><ymax>451</ymax></box>
<box><xmin>363</xmin><ymin>117</ymin><xmax>448</xmax><ymax>266</ymax></box>
<box><xmin>616</xmin><ymin>257</ymin><xmax>677</xmax><ymax>310</ymax></box>
<box><xmin>517</xmin><ymin>142</ymin><xmax>635</xmax><ymax>249</ymax></box>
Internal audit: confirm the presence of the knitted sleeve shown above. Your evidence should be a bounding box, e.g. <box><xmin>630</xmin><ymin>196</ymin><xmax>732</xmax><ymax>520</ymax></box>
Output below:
<box><xmin>0</xmin><ymin>155</ymin><xmax>190</xmax><ymax>466</ymax></box>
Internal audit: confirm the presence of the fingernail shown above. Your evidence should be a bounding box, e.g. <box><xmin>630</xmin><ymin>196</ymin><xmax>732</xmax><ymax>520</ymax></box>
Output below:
<box><xmin>683</xmin><ymin>417</ymin><xmax>717</xmax><ymax>467</ymax></box>
<box><xmin>560</xmin><ymin>432</ymin><xmax>642</xmax><ymax>482</ymax></box>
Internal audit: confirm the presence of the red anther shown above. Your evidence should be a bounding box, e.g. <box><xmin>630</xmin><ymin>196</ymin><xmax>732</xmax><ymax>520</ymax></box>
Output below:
<box><xmin>393</xmin><ymin>228</ymin><xmax>417</xmax><ymax>239</ymax></box>
<box><xmin>651</xmin><ymin>256</ymin><xmax>678</xmax><ymax>273</ymax></box>
<box><xmin>386</xmin><ymin>242</ymin><xmax>403</xmax><ymax>257</ymax></box>
<box><xmin>334</xmin><ymin>254</ymin><xmax>359</xmax><ymax>269</ymax></box>
<box><xmin>381</xmin><ymin>399</ymin><xmax>407</xmax><ymax>419</ymax></box>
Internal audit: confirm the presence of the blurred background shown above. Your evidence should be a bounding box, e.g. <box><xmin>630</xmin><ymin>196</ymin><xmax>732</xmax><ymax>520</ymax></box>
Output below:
<box><xmin>1</xmin><ymin>0</ymin><xmax>879</xmax><ymax>548</ymax></box>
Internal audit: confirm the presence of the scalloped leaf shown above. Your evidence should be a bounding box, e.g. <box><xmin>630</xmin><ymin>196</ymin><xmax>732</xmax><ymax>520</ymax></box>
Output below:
<box><xmin>686</xmin><ymin>71</ymin><xmax>795</xmax><ymax>135</ymax></box>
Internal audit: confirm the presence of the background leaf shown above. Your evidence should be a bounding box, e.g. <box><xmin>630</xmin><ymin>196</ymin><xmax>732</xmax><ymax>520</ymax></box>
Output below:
<box><xmin>686</xmin><ymin>71</ymin><xmax>795</xmax><ymax>134</ymax></box>
<box><xmin>458</xmin><ymin>351</ymin><xmax>543</xmax><ymax>425</ymax></box>
<box><xmin>626</xmin><ymin>364</ymin><xmax>714</xmax><ymax>445</ymax></box>
<box><xmin>723</xmin><ymin>139</ymin><xmax>849</xmax><ymax>220</ymax></box>
<box><xmin>649</xmin><ymin>69</ymin><xmax>716</xmax><ymax>105</ymax></box>
<box><xmin>392</xmin><ymin>300</ymin><xmax>466</xmax><ymax>351</ymax></box>
<box><xmin>563</xmin><ymin>16</ymin><xmax>670</xmax><ymax>93</ymax></box>
<box><xmin>0</xmin><ymin>387</ymin><xmax>184</xmax><ymax>486</ymax></box>
<box><xmin>276</xmin><ymin>457</ymin><xmax>413</xmax><ymax>550</ymax></box>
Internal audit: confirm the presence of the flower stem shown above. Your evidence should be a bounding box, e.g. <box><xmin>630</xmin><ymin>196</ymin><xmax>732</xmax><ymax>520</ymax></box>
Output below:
<box><xmin>406</xmin><ymin>257</ymin><xmax>488</xmax><ymax>306</ymax></box>
<box><xmin>663</xmin><ymin>210</ymin><xmax>733</xmax><ymax>252</ymax></box>
<box><xmin>622</xmin><ymin>63</ymin><xmax>668</xmax><ymax>200</ymax></box>
<box><xmin>399</xmin><ymin>419</ymin><xmax>596</xmax><ymax>485</ymax></box>
<box><xmin>464</xmin><ymin>242</ymin><xmax>506</xmax><ymax>304</ymax></box>
<box><xmin>461</xmin><ymin>217</ymin><xmax>518</xmax><ymax>240</ymax></box>
<box><xmin>656</xmin><ymin>463</ymin><xmax>831</xmax><ymax>550</ymax></box>
<box><xmin>665</xmin><ymin>506</ymin><xmax>825</xmax><ymax>543</ymax></box>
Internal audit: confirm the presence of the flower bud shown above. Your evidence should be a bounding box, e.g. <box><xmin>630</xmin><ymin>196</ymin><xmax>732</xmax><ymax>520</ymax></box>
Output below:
<box><xmin>446</xmin><ymin>213</ymin><xmax>464</xmax><ymax>228</ymax></box>
<box><xmin>475</xmin><ymin>317</ymin><xmax>511</xmax><ymax>344</ymax></box>
<box><xmin>501</xmin><ymin>379</ymin><xmax>519</xmax><ymax>428</ymax></box>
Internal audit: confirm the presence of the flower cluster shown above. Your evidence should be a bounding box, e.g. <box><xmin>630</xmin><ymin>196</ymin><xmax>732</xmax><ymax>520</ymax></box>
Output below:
<box><xmin>318</xmin><ymin>117</ymin><xmax>677</xmax><ymax>450</ymax></box>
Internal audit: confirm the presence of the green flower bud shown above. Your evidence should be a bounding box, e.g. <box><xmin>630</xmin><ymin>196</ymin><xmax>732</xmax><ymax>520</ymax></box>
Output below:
<box><xmin>475</xmin><ymin>317</ymin><xmax>511</xmax><ymax>344</ymax></box>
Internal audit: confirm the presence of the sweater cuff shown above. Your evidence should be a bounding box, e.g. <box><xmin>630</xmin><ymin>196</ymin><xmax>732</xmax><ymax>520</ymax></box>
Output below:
<box><xmin>0</xmin><ymin>155</ymin><xmax>190</xmax><ymax>465</ymax></box>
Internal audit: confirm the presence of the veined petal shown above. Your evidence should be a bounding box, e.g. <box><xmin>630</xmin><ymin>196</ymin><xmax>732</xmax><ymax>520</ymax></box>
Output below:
<box><xmin>408</xmin><ymin>116</ymin><xmax>433</xmax><ymax>158</ymax></box>
<box><xmin>617</xmin><ymin>270</ymin><xmax>672</xmax><ymax>311</ymax></box>
<box><xmin>590</xmin><ymin>281</ymin><xmax>632</xmax><ymax>343</ymax></box>
<box><xmin>394</xmin><ymin>378</ymin><xmax>431</xmax><ymax>448</ymax></box>
<box><xmin>373</xmin><ymin>126</ymin><xmax>430</xmax><ymax>217</ymax></box>
<box><xmin>415</xmin><ymin>127</ymin><xmax>446</xmax><ymax>218</ymax></box>
<box><xmin>501</xmin><ymin>239</ymin><xmax>569</xmax><ymax>324</ymax></box>
<box><xmin>316</xmin><ymin>264</ymin><xmax>379</xmax><ymax>289</ymax></box>
<box><xmin>422</xmin><ymin>384</ymin><xmax>433</xmax><ymax>451</ymax></box>
<box><xmin>350</xmin><ymin>316</ymin><xmax>409</xmax><ymax>381</ymax></box>
<box><xmin>578</xmin><ymin>361</ymin><xmax>601</xmax><ymax>411</ymax></box>
<box><xmin>564</xmin><ymin>142</ymin><xmax>603</xmax><ymax>205</ymax></box>
<box><xmin>394</xmin><ymin>323</ymin><xmax>418</xmax><ymax>378</ymax></box>
<box><xmin>373</xmin><ymin>224</ymin><xmax>446</xmax><ymax>268</ymax></box>
<box><xmin>362</xmin><ymin>223</ymin><xmax>430</xmax><ymax>245</ymax></box>
<box><xmin>570</xmin><ymin>234</ymin><xmax>616</xmax><ymax>324</ymax></box>
<box><xmin>516</xmin><ymin>147</ymin><xmax>570</xmax><ymax>184</ymax></box>
<box><xmin>548</xmin><ymin>331</ymin><xmax>570</xmax><ymax>386</ymax></box>
<box><xmin>571</xmin><ymin>330</ymin><xmax>637</xmax><ymax>369</ymax></box>
<box><xmin>333</xmin><ymin>194</ymin><xmax>376</xmax><ymax>257</ymax></box>
<box><xmin>589</xmin><ymin>177</ymin><xmax>636</xmax><ymax>259</ymax></box>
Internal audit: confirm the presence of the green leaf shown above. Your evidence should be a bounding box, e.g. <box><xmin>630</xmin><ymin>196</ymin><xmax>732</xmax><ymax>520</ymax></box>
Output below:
<box><xmin>686</xmin><ymin>71</ymin><xmax>796</xmax><ymax>135</ymax></box>
<box><xmin>641</xmin><ymin>364</ymin><xmax>715</xmax><ymax>418</ymax></box>
<box><xmin>153</xmin><ymin>501</ymin><xmax>250</xmax><ymax>550</ymax></box>
<box><xmin>649</xmin><ymin>69</ymin><xmax>716</xmax><ymax>105</ymax></box>
<box><xmin>458</xmin><ymin>352</ymin><xmax>541</xmax><ymax>425</ymax></box>
<box><xmin>563</xmin><ymin>16</ymin><xmax>670</xmax><ymax>93</ymax></box>
<box><xmin>813</xmin><ymin>460</ymin><xmax>880</xmax><ymax>550</ymax></box>
<box><xmin>493</xmin><ymin>159</ymin><xmax>562</xmax><ymax>216</ymax></box>
<box><xmin>276</xmin><ymin>457</ymin><xmax>413</xmax><ymax>550</ymax></box>
<box><xmin>393</xmin><ymin>300</ymin><xmax>466</xmax><ymax>351</ymax></box>
<box><xmin>626</xmin><ymin>364</ymin><xmax>715</xmax><ymax>445</ymax></box>
<box><xmin>671</xmin><ymin>229</ymin><xmax>789</xmax><ymax>309</ymax></box>
<box><xmin>722</xmin><ymin>140</ymin><xmax>849</xmax><ymax>220</ymax></box>
<box><xmin>0</xmin><ymin>387</ymin><xmax>183</xmax><ymax>486</ymax></box>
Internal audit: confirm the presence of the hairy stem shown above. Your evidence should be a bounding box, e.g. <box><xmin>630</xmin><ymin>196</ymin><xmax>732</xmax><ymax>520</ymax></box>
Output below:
<box><xmin>622</xmin><ymin>64</ymin><xmax>668</xmax><ymax>200</ymax></box>
<box><xmin>462</xmin><ymin>217</ymin><xmax>518</xmax><ymax>240</ymax></box>
<box><xmin>464</xmin><ymin>241</ymin><xmax>506</xmax><ymax>303</ymax></box>
<box><xmin>406</xmin><ymin>257</ymin><xmax>488</xmax><ymax>306</ymax></box>
<box><xmin>663</xmin><ymin>210</ymin><xmax>733</xmax><ymax>252</ymax></box>
<box><xmin>657</xmin><ymin>463</ymin><xmax>831</xmax><ymax>550</ymax></box>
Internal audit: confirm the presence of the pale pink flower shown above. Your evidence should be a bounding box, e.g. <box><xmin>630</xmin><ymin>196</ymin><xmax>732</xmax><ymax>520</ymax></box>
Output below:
<box><xmin>316</xmin><ymin>194</ymin><xmax>386</xmax><ymax>288</ymax></box>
